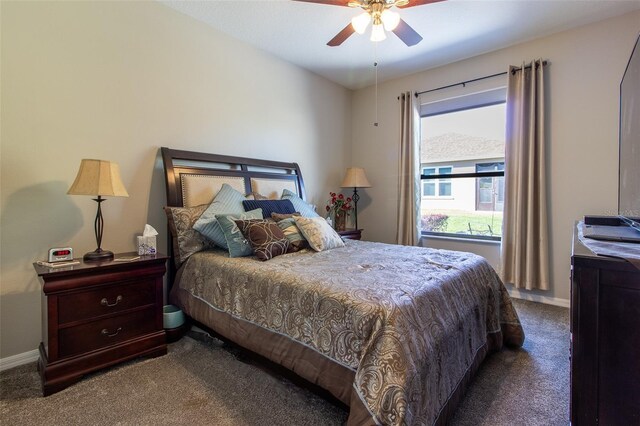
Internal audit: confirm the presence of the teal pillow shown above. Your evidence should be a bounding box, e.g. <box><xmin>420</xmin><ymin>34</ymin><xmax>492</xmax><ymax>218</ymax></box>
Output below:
<box><xmin>281</xmin><ymin>189</ymin><xmax>319</xmax><ymax>218</ymax></box>
<box><xmin>216</xmin><ymin>209</ymin><xmax>263</xmax><ymax>257</ymax></box>
<box><xmin>193</xmin><ymin>184</ymin><xmax>247</xmax><ymax>249</ymax></box>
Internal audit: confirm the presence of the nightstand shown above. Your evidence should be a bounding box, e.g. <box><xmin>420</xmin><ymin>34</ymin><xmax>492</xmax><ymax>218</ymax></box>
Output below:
<box><xmin>338</xmin><ymin>229</ymin><xmax>362</xmax><ymax>240</ymax></box>
<box><xmin>34</xmin><ymin>253</ymin><xmax>168</xmax><ymax>396</ymax></box>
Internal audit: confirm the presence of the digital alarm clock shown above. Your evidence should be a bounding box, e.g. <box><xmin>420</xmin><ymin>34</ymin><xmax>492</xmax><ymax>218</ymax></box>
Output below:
<box><xmin>48</xmin><ymin>247</ymin><xmax>74</xmax><ymax>262</ymax></box>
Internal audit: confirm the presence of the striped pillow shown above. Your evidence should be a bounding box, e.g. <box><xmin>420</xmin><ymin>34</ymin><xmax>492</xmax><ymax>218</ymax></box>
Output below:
<box><xmin>281</xmin><ymin>189</ymin><xmax>319</xmax><ymax>218</ymax></box>
<box><xmin>242</xmin><ymin>199</ymin><xmax>296</xmax><ymax>219</ymax></box>
<box><xmin>193</xmin><ymin>184</ymin><xmax>247</xmax><ymax>249</ymax></box>
<box><xmin>275</xmin><ymin>217</ymin><xmax>309</xmax><ymax>252</ymax></box>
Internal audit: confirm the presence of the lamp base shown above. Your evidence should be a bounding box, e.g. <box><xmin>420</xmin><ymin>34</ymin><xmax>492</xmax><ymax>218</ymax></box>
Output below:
<box><xmin>83</xmin><ymin>249</ymin><xmax>114</xmax><ymax>262</ymax></box>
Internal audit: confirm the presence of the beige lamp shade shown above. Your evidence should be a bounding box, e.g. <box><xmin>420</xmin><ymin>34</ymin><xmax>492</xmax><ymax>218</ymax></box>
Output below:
<box><xmin>340</xmin><ymin>167</ymin><xmax>372</xmax><ymax>188</ymax></box>
<box><xmin>67</xmin><ymin>159</ymin><xmax>129</xmax><ymax>197</ymax></box>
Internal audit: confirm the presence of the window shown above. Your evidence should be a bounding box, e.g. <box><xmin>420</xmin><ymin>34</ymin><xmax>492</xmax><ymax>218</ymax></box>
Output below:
<box><xmin>420</xmin><ymin>90</ymin><xmax>506</xmax><ymax>241</ymax></box>
<box><xmin>422</xmin><ymin>166</ymin><xmax>452</xmax><ymax>197</ymax></box>
<box><xmin>422</xmin><ymin>168</ymin><xmax>435</xmax><ymax>196</ymax></box>
<box><xmin>476</xmin><ymin>162</ymin><xmax>504</xmax><ymax>211</ymax></box>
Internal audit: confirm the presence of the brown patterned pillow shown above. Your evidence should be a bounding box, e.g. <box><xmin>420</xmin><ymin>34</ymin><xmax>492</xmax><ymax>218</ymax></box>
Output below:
<box><xmin>270</xmin><ymin>212</ymin><xmax>301</xmax><ymax>221</ymax></box>
<box><xmin>164</xmin><ymin>205</ymin><xmax>213</xmax><ymax>267</ymax></box>
<box><xmin>234</xmin><ymin>219</ymin><xmax>290</xmax><ymax>261</ymax></box>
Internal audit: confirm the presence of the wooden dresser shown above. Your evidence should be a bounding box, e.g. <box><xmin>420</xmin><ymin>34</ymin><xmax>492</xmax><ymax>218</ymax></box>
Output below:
<box><xmin>570</xmin><ymin>221</ymin><xmax>640</xmax><ymax>425</ymax></box>
<box><xmin>34</xmin><ymin>253</ymin><xmax>168</xmax><ymax>396</ymax></box>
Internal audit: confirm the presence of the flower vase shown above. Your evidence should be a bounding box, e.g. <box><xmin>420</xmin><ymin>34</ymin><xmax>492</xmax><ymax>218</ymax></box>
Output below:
<box><xmin>334</xmin><ymin>210</ymin><xmax>347</xmax><ymax>232</ymax></box>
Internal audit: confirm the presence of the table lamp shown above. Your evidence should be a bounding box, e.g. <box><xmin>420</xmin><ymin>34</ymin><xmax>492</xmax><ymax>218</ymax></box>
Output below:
<box><xmin>340</xmin><ymin>167</ymin><xmax>371</xmax><ymax>230</ymax></box>
<box><xmin>68</xmin><ymin>159</ymin><xmax>129</xmax><ymax>261</ymax></box>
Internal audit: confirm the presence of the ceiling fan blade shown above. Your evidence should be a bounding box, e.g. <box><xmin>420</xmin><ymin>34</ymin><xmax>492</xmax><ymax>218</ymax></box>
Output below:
<box><xmin>327</xmin><ymin>24</ymin><xmax>356</xmax><ymax>47</ymax></box>
<box><xmin>292</xmin><ymin>0</ymin><xmax>351</xmax><ymax>7</ymax></box>
<box><xmin>392</xmin><ymin>19</ymin><xmax>423</xmax><ymax>46</ymax></box>
<box><xmin>397</xmin><ymin>0</ymin><xmax>445</xmax><ymax>8</ymax></box>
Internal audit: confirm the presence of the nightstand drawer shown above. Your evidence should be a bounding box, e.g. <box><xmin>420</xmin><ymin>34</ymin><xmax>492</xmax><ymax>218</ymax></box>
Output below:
<box><xmin>58</xmin><ymin>279</ymin><xmax>155</xmax><ymax>325</ymax></box>
<box><xmin>35</xmin><ymin>253</ymin><xmax>168</xmax><ymax>395</ymax></box>
<box><xmin>58</xmin><ymin>307</ymin><xmax>157</xmax><ymax>358</ymax></box>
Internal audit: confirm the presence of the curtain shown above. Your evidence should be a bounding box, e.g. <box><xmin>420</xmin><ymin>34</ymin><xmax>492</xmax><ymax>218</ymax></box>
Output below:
<box><xmin>501</xmin><ymin>60</ymin><xmax>550</xmax><ymax>290</ymax></box>
<box><xmin>396</xmin><ymin>91</ymin><xmax>421</xmax><ymax>246</ymax></box>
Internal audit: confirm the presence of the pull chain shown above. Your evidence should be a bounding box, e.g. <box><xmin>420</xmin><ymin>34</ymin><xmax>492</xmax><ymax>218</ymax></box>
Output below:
<box><xmin>374</xmin><ymin>42</ymin><xmax>379</xmax><ymax>127</ymax></box>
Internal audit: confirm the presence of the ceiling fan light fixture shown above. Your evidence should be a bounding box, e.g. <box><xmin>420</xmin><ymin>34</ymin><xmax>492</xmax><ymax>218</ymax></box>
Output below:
<box><xmin>370</xmin><ymin>23</ymin><xmax>386</xmax><ymax>42</ymax></box>
<box><xmin>380</xmin><ymin>9</ymin><xmax>400</xmax><ymax>31</ymax></box>
<box><xmin>352</xmin><ymin>12</ymin><xmax>371</xmax><ymax>34</ymax></box>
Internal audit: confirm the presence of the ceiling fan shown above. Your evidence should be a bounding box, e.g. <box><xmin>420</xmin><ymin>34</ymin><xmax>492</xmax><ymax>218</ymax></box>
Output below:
<box><xmin>294</xmin><ymin>0</ymin><xmax>445</xmax><ymax>47</ymax></box>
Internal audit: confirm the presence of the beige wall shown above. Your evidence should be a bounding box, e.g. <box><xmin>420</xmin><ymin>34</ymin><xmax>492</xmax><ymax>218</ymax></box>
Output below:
<box><xmin>0</xmin><ymin>1</ymin><xmax>351</xmax><ymax>358</ymax></box>
<box><xmin>352</xmin><ymin>11</ymin><xmax>640</xmax><ymax>303</ymax></box>
<box><xmin>2</xmin><ymin>1</ymin><xmax>638</xmax><ymax>360</ymax></box>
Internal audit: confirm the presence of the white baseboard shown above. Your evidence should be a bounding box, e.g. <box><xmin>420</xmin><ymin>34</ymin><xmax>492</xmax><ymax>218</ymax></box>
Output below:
<box><xmin>508</xmin><ymin>289</ymin><xmax>570</xmax><ymax>308</ymax></box>
<box><xmin>0</xmin><ymin>349</ymin><xmax>39</xmax><ymax>372</ymax></box>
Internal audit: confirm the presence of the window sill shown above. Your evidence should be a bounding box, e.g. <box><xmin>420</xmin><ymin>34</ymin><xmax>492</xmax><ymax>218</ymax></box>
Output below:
<box><xmin>422</xmin><ymin>196</ymin><xmax>454</xmax><ymax>200</ymax></box>
<box><xmin>421</xmin><ymin>233</ymin><xmax>501</xmax><ymax>245</ymax></box>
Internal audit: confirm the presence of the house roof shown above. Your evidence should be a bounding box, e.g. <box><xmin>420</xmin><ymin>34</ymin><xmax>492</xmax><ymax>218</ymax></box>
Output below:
<box><xmin>421</xmin><ymin>133</ymin><xmax>505</xmax><ymax>164</ymax></box>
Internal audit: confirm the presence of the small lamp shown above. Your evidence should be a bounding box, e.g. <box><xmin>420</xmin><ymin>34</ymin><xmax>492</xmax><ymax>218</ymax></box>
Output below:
<box><xmin>340</xmin><ymin>167</ymin><xmax>372</xmax><ymax>230</ymax></box>
<box><xmin>67</xmin><ymin>159</ymin><xmax>129</xmax><ymax>261</ymax></box>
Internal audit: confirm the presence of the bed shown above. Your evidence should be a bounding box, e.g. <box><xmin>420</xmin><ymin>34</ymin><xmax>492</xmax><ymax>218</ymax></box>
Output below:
<box><xmin>161</xmin><ymin>147</ymin><xmax>525</xmax><ymax>426</ymax></box>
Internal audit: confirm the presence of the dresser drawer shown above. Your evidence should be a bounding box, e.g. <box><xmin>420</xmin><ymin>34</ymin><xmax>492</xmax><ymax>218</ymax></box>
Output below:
<box><xmin>58</xmin><ymin>279</ymin><xmax>155</xmax><ymax>325</ymax></box>
<box><xmin>58</xmin><ymin>307</ymin><xmax>157</xmax><ymax>358</ymax></box>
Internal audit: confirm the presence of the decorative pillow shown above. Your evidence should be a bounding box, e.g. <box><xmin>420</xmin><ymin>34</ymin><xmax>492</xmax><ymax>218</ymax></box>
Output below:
<box><xmin>164</xmin><ymin>204</ymin><xmax>213</xmax><ymax>267</ymax></box>
<box><xmin>276</xmin><ymin>218</ymin><xmax>309</xmax><ymax>252</ymax></box>
<box><xmin>252</xmin><ymin>192</ymin><xmax>269</xmax><ymax>200</ymax></box>
<box><xmin>193</xmin><ymin>184</ymin><xmax>247</xmax><ymax>249</ymax></box>
<box><xmin>281</xmin><ymin>189</ymin><xmax>319</xmax><ymax>218</ymax></box>
<box><xmin>242</xmin><ymin>199</ymin><xmax>296</xmax><ymax>219</ymax></box>
<box><xmin>293</xmin><ymin>216</ymin><xmax>345</xmax><ymax>252</ymax></box>
<box><xmin>215</xmin><ymin>209</ymin><xmax>263</xmax><ymax>257</ymax></box>
<box><xmin>271</xmin><ymin>212</ymin><xmax>301</xmax><ymax>221</ymax></box>
<box><xmin>244</xmin><ymin>192</ymin><xmax>268</xmax><ymax>201</ymax></box>
<box><xmin>235</xmin><ymin>219</ymin><xmax>290</xmax><ymax>261</ymax></box>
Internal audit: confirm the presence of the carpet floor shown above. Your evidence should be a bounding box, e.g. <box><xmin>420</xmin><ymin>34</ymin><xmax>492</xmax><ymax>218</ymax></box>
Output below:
<box><xmin>0</xmin><ymin>299</ymin><xmax>569</xmax><ymax>425</ymax></box>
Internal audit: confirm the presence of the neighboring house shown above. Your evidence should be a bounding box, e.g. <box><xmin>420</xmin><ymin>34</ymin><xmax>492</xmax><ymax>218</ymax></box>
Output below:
<box><xmin>421</xmin><ymin>133</ymin><xmax>505</xmax><ymax>212</ymax></box>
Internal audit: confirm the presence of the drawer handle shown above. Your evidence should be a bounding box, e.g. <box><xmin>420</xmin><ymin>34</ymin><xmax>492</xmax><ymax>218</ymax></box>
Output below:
<box><xmin>101</xmin><ymin>295</ymin><xmax>123</xmax><ymax>307</ymax></box>
<box><xmin>101</xmin><ymin>327</ymin><xmax>122</xmax><ymax>338</ymax></box>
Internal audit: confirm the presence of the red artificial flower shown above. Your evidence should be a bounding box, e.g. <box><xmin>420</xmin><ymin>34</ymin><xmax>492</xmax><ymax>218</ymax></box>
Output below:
<box><xmin>326</xmin><ymin>191</ymin><xmax>353</xmax><ymax>215</ymax></box>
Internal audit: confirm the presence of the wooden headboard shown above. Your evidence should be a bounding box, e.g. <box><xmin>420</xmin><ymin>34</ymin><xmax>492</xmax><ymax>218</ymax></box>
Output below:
<box><xmin>161</xmin><ymin>147</ymin><xmax>307</xmax><ymax>208</ymax></box>
<box><xmin>161</xmin><ymin>147</ymin><xmax>307</xmax><ymax>281</ymax></box>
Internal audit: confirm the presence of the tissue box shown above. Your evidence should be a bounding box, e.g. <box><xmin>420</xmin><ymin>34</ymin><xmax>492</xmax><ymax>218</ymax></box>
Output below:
<box><xmin>137</xmin><ymin>236</ymin><xmax>157</xmax><ymax>255</ymax></box>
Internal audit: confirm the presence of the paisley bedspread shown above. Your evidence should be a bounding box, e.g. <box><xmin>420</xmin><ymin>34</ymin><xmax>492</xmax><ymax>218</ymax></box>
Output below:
<box><xmin>173</xmin><ymin>240</ymin><xmax>524</xmax><ymax>425</ymax></box>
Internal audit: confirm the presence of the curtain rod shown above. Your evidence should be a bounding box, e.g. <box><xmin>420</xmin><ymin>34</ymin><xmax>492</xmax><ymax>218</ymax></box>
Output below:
<box><xmin>414</xmin><ymin>60</ymin><xmax>548</xmax><ymax>98</ymax></box>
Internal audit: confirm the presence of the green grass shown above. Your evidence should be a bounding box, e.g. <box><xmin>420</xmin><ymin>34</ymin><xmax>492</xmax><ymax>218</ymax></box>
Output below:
<box><xmin>421</xmin><ymin>210</ymin><xmax>503</xmax><ymax>237</ymax></box>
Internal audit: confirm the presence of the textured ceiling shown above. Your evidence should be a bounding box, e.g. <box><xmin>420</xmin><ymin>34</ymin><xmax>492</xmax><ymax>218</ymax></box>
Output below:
<box><xmin>161</xmin><ymin>0</ymin><xmax>640</xmax><ymax>89</ymax></box>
